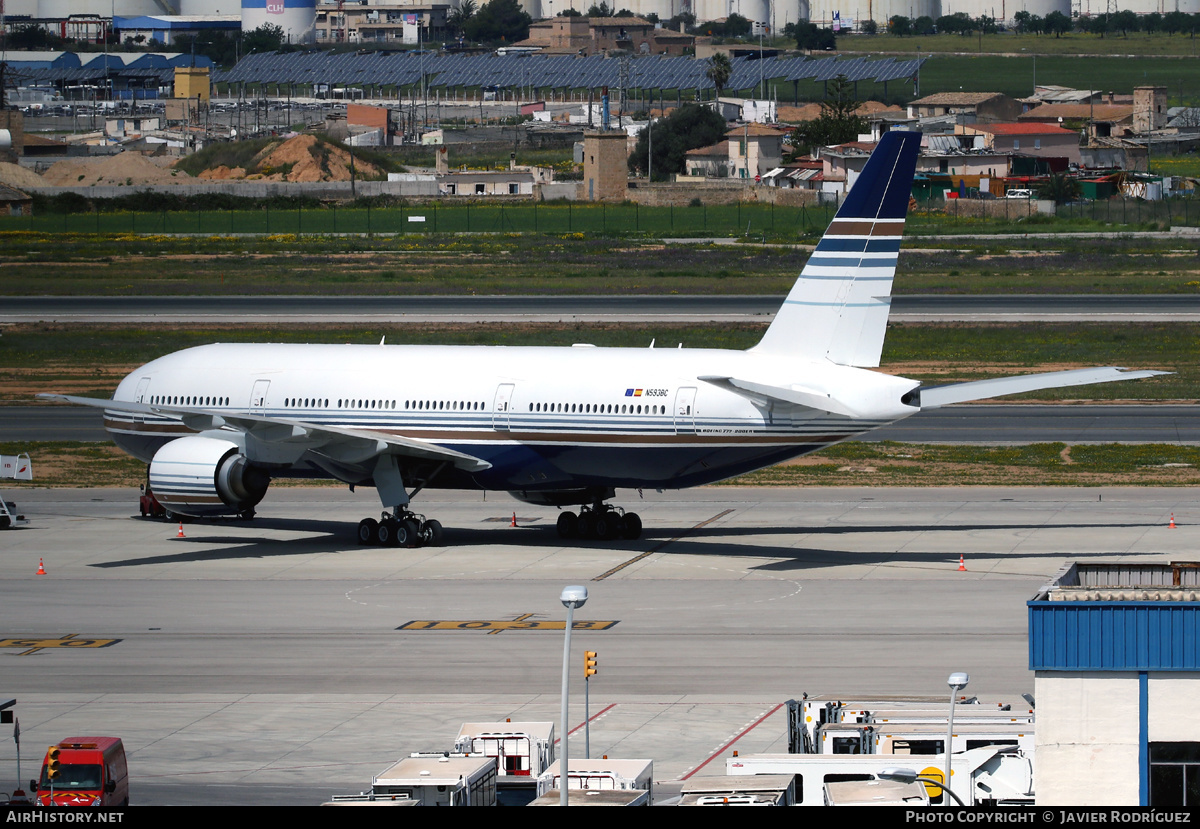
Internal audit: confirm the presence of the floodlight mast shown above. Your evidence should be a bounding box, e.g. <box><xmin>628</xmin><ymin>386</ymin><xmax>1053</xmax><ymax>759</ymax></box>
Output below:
<box><xmin>945</xmin><ymin>671</ymin><xmax>969</xmax><ymax>800</ymax></box>
<box><xmin>559</xmin><ymin>585</ymin><xmax>588</xmax><ymax>807</ymax></box>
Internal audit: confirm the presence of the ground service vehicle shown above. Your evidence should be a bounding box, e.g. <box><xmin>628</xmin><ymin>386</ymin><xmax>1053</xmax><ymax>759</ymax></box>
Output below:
<box><xmin>35</xmin><ymin>737</ymin><xmax>128</xmax><ymax>807</ymax></box>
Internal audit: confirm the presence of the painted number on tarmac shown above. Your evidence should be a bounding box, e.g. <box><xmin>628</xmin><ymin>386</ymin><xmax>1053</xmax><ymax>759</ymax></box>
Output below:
<box><xmin>0</xmin><ymin>634</ymin><xmax>121</xmax><ymax>655</ymax></box>
<box><xmin>398</xmin><ymin>614</ymin><xmax>617</xmax><ymax>635</ymax></box>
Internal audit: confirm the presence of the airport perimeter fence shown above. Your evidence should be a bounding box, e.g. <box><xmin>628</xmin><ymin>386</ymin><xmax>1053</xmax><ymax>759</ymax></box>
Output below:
<box><xmin>0</xmin><ymin>201</ymin><xmax>835</xmax><ymax>238</ymax></box>
<box><xmin>4</xmin><ymin>195</ymin><xmax>1197</xmax><ymax>237</ymax></box>
<box><xmin>932</xmin><ymin>193</ymin><xmax>1200</xmax><ymax>227</ymax></box>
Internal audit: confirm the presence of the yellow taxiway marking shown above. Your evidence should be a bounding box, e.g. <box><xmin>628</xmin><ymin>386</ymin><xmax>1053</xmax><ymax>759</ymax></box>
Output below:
<box><xmin>1</xmin><ymin>633</ymin><xmax>121</xmax><ymax>655</ymax></box>
<box><xmin>398</xmin><ymin>614</ymin><xmax>617</xmax><ymax>635</ymax></box>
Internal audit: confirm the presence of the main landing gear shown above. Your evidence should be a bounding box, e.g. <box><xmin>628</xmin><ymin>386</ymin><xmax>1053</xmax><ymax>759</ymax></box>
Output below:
<box><xmin>556</xmin><ymin>501</ymin><xmax>642</xmax><ymax>541</ymax></box>
<box><xmin>357</xmin><ymin>510</ymin><xmax>444</xmax><ymax>548</ymax></box>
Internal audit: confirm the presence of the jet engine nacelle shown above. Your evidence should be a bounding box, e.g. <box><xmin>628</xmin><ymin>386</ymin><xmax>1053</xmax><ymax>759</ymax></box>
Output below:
<box><xmin>148</xmin><ymin>436</ymin><xmax>270</xmax><ymax>517</ymax></box>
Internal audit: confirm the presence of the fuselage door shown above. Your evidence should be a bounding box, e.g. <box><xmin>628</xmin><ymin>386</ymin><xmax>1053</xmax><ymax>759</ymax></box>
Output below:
<box><xmin>132</xmin><ymin>377</ymin><xmax>151</xmax><ymax>423</ymax></box>
<box><xmin>250</xmin><ymin>379</ymin><xmax>270</xmax><ymax>415</ymax></box>
<box><xmin>493</xmin><ymin>383</ymin><xmax>515</xmax><ymax>431</ymax></box>
<box><xmin>674</xmin><ymin>386</ymin><xmax>697</xmax><ymax>434</ymax></box>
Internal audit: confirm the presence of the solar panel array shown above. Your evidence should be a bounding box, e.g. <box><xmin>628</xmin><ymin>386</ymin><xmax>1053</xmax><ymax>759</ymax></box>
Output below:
<box><xmin>214</xmin><ymin>51</ymin><xmax>925</xmax><ymax>93</ymax></box>
<box><xmin>11</xmin><ymin>52</ymin><xmax>217</xmax><ymax>87</ymax></box>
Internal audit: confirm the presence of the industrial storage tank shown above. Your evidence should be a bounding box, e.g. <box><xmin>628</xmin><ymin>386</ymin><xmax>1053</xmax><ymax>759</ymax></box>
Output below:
<box><xmin>777</xmin><ymin>0</ymin><xmax>809</xmax><ymax>30</ymax></box>
<box><xmin>804</xmin><ymin>0</ymin><xmax>936</xmax><ymax>28</ymax></box>
<box><xmin>178</xmin><ymin>0</ymin><xmax>237</xmax><ymax>12</ymax></box>
<box><xmin>1075</xmin><ymin>0</ymin><xmax>1200</xmax><ymax>13</ymax></box>
<box><xmin>692</xmin><ymin>0</ymin><xmax>771</xmax><ymax>26</ymax></box>
<box><xmin>242</xmin><ymin>0</ymin><xmax>317</xmax><ymax>44</ymax></box>
<box><xmin>38</xmin><ymin>0</ymin><xmax>178</xmax><ymax>15</ymax></box>
<box><xmin>949</xmin><ymin>0</ymin><xmax>1069</xmax><ymax>23</ymax></box>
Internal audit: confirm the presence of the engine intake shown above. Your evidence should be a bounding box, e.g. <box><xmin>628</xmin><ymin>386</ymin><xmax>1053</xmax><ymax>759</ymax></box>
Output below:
<box><xmin>149</xmin><ymin>436</ymin><xmax>270</xmax><ymax>517</ymax></box>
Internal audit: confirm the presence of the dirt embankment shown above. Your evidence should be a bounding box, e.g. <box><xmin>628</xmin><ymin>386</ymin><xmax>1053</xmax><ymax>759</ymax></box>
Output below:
<box><xmin>41</xmin><ymin>153</ymin><xmax>193</xmax><ymax>187</ymax></box>
<box><xmin>195</xmin><ymin>134</ymin><xmax>382</xmax><ymax>183</ymax></box>
<box><xmin>0</xmin><ymin>162</ymin><xmax>49</xmax><ymax>190</ymax></box>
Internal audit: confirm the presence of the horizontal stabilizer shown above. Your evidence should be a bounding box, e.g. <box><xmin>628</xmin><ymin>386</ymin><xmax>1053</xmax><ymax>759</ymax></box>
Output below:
<box><xmin>36</xmin><ymin>393</ymin><xmax>493</xmax><ymax>473</ymax></box>
<box><xmin>698</xmin><ymin>375</ymin><xmax>860</xmax><ymax>418</ymax></box>
<box><xmin>918</xmin><ymin>368</ymin><xmax>1169</xmax><ymax>410</ymax></box>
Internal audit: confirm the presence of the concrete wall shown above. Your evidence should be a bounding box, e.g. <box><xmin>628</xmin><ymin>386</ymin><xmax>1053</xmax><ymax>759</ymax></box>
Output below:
<box><xmin>1035</xmin><ymin>671</ymin><xmax>1200</xmax><ymax>806</ymax></box>
<box><xmin>24</xmin><ymin>180</ymin><xmax>442</xmax><ymax>199</ymax></box>
<box><xmin>26</xmin><ymin>178</ymin><xmax>825</xmax><ymax>206</ymax></box>
<box><xmin>1035</xmin><ymin>672</ymin><xmax>1141</xmax><ymax>806</ymax></box>
<box><xmin>627</xmin><ymin>181</ymin><xmax>819</xmax><ymax>207</ymax></box>
<box><xmin>934</xmin><ymin>198</ymin><xmax>1039</xmax><ymax>220</ymax></box>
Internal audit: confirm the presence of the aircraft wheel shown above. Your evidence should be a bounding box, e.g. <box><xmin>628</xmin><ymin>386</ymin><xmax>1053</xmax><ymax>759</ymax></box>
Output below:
<box><xmin>422</xmin><ymin>519</ymin><xmax>445</xmax><ymax>547</ymax></box>
<box><xmin>576</xmin><ymin>512</ymin><xmax>594</xmax><ymax>540</ymax></box>
<box><xmin>357</xmin><ymin>518</ymin><xmax>378</xmax><ymax>545</ymax></box>
<box><xmin>398</xmin><ymin>518</ymin><xmax>421</xmax><ymax>548</ymax></box>
<box><xmin>593</xmin><ymin>512</ymin><xmax>614</xmax><ymax>540</ymax></box>
<box><xmin>556</xmin><ymin>511</ymin><xmax>577</xmax><ymax>539</ymax></box>
<box><xmin>622</xmin><ymin>512</ymin><xmax>642</xmax><ymax>540</ymax></box>
<box><xmin>375</xmin><ymin>519</ymin><xmax>399</xmax><ymax>547</ymax></box>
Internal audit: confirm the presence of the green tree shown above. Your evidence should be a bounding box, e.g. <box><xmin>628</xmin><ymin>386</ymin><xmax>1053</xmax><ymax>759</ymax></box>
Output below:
<box><xmin>1038</xmin><ymin>173</ymin><xmax>1080</xmax><ymax>204</ymax></box>
<box><xmin>174</xmin><ymin>30</ymin><xmax>238</xmax><ymax>67</ymax></box>
<box><xmin>888</xmin><ymin>15</ymin><xmax>912</xmax><ymax>36</ymax></box>
<box><xmin>242</xmin><ymin>23</ymin><xmax>286</xmax><ymax>53</ymax></box>
<box><xmin>936</xmin><ymin>12</ymin><xmax>973</xmax><ymax>35</ymax></box>
<box><xmin>464</xmin><ymin>0</ymin><xmax>532</xmax><ymax>43</ymax></box>
<box><xmin>9</xmin><ymin>24</ymin><xmax>64</xmax><ymax>50</ymax></box>
<box><xmin>627</xmin><ymin>103</ymin><xmax>728</xmax><ymax>181</ymax></box>
<box><xmin>794</xmin><ymin>22</ymin><xmax>836</xmax><ymax>51</ymax></box>
<box><xmin>1114</xmin><ymin>10</ymin><xmax>1139</xmax><ymax>35</ymax></box>
<box><xmin>793</xmin><ymin>75</ymin><xmax>867</xmax><ymax>151</ymax></box>
<box><xmin>705</xmin><ymin>51</ymin><xmax>732</xmax><ymax>97</ymax></box>
<box><xmin>722</xmin><ymin>13</ymin><xmax>752</xmax><ymax>37</ymax></box>
<box><xmin>668</xmin><ymin>12</ymin><xmax>695</xmax><ymax>30</ymax></box>
<box><xmin>448</xmin><ymin>0</ymin><xmax>477</xmax><ymax>35</ymax></box>
<box><xmin>1044</xmin><ymin>10</ymin><xmax>1072</xmax><ymax>37</ymax></box>
<box><xmin>860</xmin><ymin>19</ymin><xmax>878</xmax><ymax>35</ymax></box>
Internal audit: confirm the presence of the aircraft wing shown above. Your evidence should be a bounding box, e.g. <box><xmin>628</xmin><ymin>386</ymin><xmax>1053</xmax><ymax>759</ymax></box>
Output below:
<box><xmin>917</xmin><ymin>367</ymin><xmax>1169</xmax><ymax>410</ymax></box>
<box><xmin>698</xmin><ymin>375</ymin><xmax>862</xmax><ymax>418</ymax></box>
<box><xmin>36</xmin><ymin>394</ymin><xmax>492</xmax><ymax>473</ymax></box>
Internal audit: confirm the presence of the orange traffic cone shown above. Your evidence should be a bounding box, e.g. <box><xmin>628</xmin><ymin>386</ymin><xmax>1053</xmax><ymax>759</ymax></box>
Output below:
<box><xmin>36</xmin><ymin>558</ymin><xmax>46</xmax><ymax>576</ymax></box>
<box><xmin>957</xmin><ymin>555</ymin><xmax>967</xmax><ymax>571</ymax></box>
<box><xmin>1170</xmin><ymin>513</ymin><xmax>1177</xmax><ymax>529</ymax></box>
<box><xmin>510</xmin><ymin>512</ymin><xmax>518</xmax><ymax>528</ymax></box>
<box><xmin>176</xmin><ymin>521</ymin><xmax>185</xmax><ymax>538</ymax></box>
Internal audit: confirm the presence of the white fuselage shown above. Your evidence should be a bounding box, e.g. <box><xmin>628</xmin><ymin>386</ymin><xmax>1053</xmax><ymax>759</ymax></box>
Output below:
<box><xmin>107</xmin><ymin>341</ymin><xmax>921</xmax><ymax>493</ymax></box>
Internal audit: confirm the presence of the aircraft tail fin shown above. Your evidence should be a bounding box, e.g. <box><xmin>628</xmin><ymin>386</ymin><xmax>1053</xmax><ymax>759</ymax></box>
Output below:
<box><xmin>753</xmin><ymin>130</ymin><xmax>922</xmax><ymax>367</ymax></box>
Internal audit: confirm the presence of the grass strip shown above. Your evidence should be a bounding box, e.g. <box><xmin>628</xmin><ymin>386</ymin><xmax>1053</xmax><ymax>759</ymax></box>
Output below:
<box><xmin>5</xmin><ymin>440</ymin><xmax>1199</xmax><ymax>490</ymax></box>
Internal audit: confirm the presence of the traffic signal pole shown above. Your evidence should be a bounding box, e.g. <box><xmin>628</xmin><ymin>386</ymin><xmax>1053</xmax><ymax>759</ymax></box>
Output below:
<box><xmin>583</xmin><ymin>651</ymin><xmax>597</xmax><ymax>759</ymax></box>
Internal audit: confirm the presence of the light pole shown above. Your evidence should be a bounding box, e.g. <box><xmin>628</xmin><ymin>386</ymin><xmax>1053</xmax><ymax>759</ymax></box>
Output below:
<box><xmin>945</xmin><ymin>671</ymin><xmax>969</xmax><ymax>802</ymax></box>
<box><xmin>559</xmin><ymin>585</ymin><xmax>588</xmax><ymax>807</ymax></box>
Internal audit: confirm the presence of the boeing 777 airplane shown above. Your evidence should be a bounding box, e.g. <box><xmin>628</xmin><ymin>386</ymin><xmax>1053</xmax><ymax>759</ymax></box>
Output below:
<box><xmin>43</xmin><ymin>131</ymin><xmax>1163</xmax><ymax>547</ymax></box>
